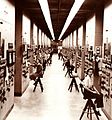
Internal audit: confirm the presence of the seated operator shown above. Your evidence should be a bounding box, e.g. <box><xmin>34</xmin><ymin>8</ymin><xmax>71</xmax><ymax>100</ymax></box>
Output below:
<box><xmin>80</xmin><ymin>68</ymin><xmax>103</xmax><ymax>116</ymax></box>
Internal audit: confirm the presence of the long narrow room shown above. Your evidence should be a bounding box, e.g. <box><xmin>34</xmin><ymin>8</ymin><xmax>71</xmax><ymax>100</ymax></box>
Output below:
<box><xmin>0</xmin><ymin>0</ymin><xmax>112</xmax><ymax>120</ymax></box>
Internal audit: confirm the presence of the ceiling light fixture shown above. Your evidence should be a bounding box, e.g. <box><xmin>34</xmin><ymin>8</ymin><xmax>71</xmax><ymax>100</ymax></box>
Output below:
<box><xmin>59</xmin><ymin>0</ymin><xmax>85</xmax><ymax>40</ymax></box>
<box><xmin>38</xmin><ymin>0</ymin><xmax>55</xmax><ymax>40</ymax></box>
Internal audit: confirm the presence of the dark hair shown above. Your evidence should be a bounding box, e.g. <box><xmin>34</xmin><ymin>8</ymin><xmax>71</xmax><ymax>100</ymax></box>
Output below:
<box><xmin>86</xmin><ymin>68</ymin><xmax>93</xmax><ymax>74</ymax></box>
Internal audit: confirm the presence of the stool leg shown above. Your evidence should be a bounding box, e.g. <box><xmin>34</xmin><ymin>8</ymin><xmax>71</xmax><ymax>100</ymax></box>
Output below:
<box><xmin>73</xmin><ymin>78</ymin><xmax>79</xmax><ymax>92</ymax></box>
<box><xmin>91</xmin><ymin>100</ymin><xmax>100</xmax><ymax>120</ymax></box>
<box><xmin>87</xmin><ymin>100</ymin><xmax>92</xmax><ymax>120</ymax></box>
<box><xmin>87</xmin><ymin>107</ymin><xmax>89</xmax><ymax>118</ymax></box>
<box><xmin>89</xmin><ymin>105</ymin><xmax>92</xmax><ymax>120</ymax></box>
<box><xmin>79</xmin><ymin>100</ymin><xmax>89</xmax><ymax>120</ymax></box>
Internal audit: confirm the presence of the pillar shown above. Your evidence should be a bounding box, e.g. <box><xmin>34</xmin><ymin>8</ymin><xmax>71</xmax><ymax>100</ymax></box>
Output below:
<box><xmin>72</xmin><ymin>32</ymin><xmax>74</xmax><ymax>48</ymax></box>
<box><xmin>45</xmin><ymin>34</ymin><xmax>47</xmax><ymax>47</ymax></box>
<box><xmin>80</xmin><ymin>22</ymin><xmax>86</xmax><ymax>80</ymax></box>
<box><xmin>68</xmin><ymin>36</ymin><xmax>69</xmax><ymax>48</ymax></box>
<box><xmin>29</xmin><ymin>21</ymin><xmax>33</xmax><ymax>73</ymax></box>
<box><xmin>94</xmin><ymin>4</ymin><xmax>104</xmax><ymax>91</ymax></box>
<box><xmin>41</xmin><ymin>31</ymin><xmax>43</xmax><ymax>48</ymax></box>
<box><xmin>75</xmin><ymin>29</ymin><xmax>78</xmax><ymax>72</ymax></box>
<box><xmin>43</xmin><ymin>33</ymin><xmax>44</xmax><ymax>48</ymax></box>
<box><xmin>39</xmin><ymin>29</ymin><xmax>41</xmax><ymax>47</ymax></box>
<box><xmin>15</xmin><ymin>4</ymin><xmax>23</xmax><ymax>96</ymax></box>
<box><xmin>69</xmin><ymin>35</ymin><xmax>71</xmax><ymax>48</ymax></box>
<box><xmin>43</xmin><ymin>33</ymin><xmax>45</xmax><ymax>48</ymax></box>
<box><xmin>37</xmin><ymin>27</ymin><xmax>39</xmax><ymax>48</ymax></box>
<box><xmin>95</xmin><ymin>6</ymin><xmax>104</xmax><ymax>48</ymax></box>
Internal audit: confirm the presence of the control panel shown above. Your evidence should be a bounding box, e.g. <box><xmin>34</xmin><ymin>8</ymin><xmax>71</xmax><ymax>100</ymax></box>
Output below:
<box><xmin>0</xmin><ymin>58</ymin><xmax>7</xmax><ymax>109</ymax></box>
<box><xmin>0</xmin><ymin>43</ymin><xmax>15</xmax><ymax>120</ymax></box>
<box><xmin>22</xmin><ymin>51</ymin><xmax>28</xmax><ymax>78</ymax></box>
<box><xmin>21</xmin><ymin>44</ymin><xmax>30</xmax><ymax>93</ymax></box>
<box><xmin>101</xmin><ymin>58</ymin><xmax>112</xmax><ymax>119</ymax></box>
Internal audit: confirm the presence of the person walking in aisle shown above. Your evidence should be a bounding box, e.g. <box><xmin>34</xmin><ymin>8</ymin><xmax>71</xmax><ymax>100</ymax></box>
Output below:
<box><xmin>30</xmin><ymin>61</ymin><xmax>44</xmax><ymax>92</ymax></box>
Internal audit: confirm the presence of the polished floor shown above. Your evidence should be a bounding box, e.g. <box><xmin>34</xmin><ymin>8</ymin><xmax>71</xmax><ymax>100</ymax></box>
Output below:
<box><xmin>6</xmin><ymin>54</ymin><xmax>108</xmax><ymax>120</ymax></box>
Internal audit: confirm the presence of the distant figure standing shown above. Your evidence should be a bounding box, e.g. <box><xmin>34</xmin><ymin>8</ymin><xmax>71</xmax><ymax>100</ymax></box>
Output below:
<box><xmin>32</xmin><ymin>62</ymin><xmax>44</xmax><ymax>92</ymax></box>
<box><xmin>65</xmin><ymin>59</ymin><xmax>70</xmax><ymax>77</ymax></box>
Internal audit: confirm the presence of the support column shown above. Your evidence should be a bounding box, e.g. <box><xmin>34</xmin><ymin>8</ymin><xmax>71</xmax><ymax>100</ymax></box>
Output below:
<box><xmin>72</xmin><ymin>32</ymin><xmax>74</xmax><ymax>48</ymax></box>
<box><xmin>43</xmin><ymin>33</ymin><xmax>45</xmax><ymax>48</ymax></box>
<box><xmin>45</xmin><ymin>34</ymin><xmax>47</xmax><ymax>47</ymax></box>
<box><xmin>95</xmin><ymin>6</ymin><xmax>103</xmax><ymax>47</ymax></box>
<box><xmin>37</xmin><ymin>27</ymin><xmax>39</xmax><ymax>48</ymax></box>
<box><xmin>15</xmin><ymin>5</ymin><xmax>23</xmax><ymax>96</ymax></box>
<box><xmin>65</xmin><ymin>38</ymin><xmax>67</xmax><ymax>48</ymax></box>
<box><xmin>81</xmin><ymin>22</ymin><xmax>86</xmax><ymax>80</ymax></box>
<box><xmin>66</xmin><ymin>38</ymin><xmax>68</xmax><ymax>48</ymax></box>
<box><xmin>38</xmin><ymin>29</ymin><xmax>40</xmax><ymax>47</ymax></box>
<box><xmin>68</xmin><ymin>36</ymin><xmax>69</xmax><ymax>48</ymax></box>
<box><xmin>66</xmin><ymin>37</ymin><xmax>68</xmax><ymax>48</ymax></box>
<box><xmin>46</xmin><ymin>36</ymin><xmax>48</xmax><ymax>47</ymax></box>
<box><xmin>76</xmin><ymin>29</ymin><xmax>78</xmax><ymax>51</ymax></box>
<box><xmin>42</xmin><ymin>32</ymin><xmax>44</xmax><ymax>47</ymax></box>
<box><xmin>69</xmin><ymin>35</ymin><xmax>71</xmax><ymax>48</ymax></box>
<box><xmin>30</xmin><ymin>21</ymin><xmax>33</xmax><ymax>73</ymax></box>
<box><xmin>94</xmin><ymin>4</ymin><xmax>104</xmax><ymax>91</ymax></box>
<box><xmin>75</xmin><ymin>29</ymin><xmax>78</xmax><ymax>72</ymax></box>
<box><xmin>41</xmin><ymin>31</ymin><xmax>43</xmax><ymax>48</ymax></box>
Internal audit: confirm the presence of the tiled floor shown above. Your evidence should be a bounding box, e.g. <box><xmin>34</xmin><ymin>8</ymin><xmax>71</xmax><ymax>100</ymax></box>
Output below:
<box><xmin>6</xmin><ymin>54</ymin><xmax>108</xmax><ymax>120</ymax></box>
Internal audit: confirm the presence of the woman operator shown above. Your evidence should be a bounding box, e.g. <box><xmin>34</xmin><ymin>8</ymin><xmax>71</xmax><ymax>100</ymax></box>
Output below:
<box><xmin>80</xmin><ymin>68</ymin><xmax>103</xmax><ymax>116</ymax></box>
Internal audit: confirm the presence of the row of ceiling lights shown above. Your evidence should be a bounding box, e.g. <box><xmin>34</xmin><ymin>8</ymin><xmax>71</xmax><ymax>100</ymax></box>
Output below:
<box><xmin>38</xmin><ymin>0</ymin><xmax>85</xmax><ymax>40</ymax></box>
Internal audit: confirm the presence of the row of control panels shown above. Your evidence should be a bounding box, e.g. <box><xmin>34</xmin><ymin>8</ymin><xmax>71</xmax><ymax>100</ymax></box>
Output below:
<box><xmin>100</xmin><ymin>60</ymin><xmax>112</xmax><ymax>119</ymax></box>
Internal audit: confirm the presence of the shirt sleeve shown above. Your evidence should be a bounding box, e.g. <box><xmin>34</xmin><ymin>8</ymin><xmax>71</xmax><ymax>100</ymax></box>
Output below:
<box><xmin>83</xmin><ymin>75</ymin><xmax>93</xmax><ymax>88</ymax></box>
<box><xmin>83</xmin><ymin>76</ymin><xmax>89</xmax><ymax>87</ymax></box>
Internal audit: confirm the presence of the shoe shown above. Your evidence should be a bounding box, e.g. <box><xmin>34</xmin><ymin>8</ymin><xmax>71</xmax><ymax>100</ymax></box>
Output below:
<box><xmin>33</xmin><ymin>83</ymin><xmax>35</xmax><ymax>85</ymax></box>
<box><xmin>96</xmin><ymin>111</ymin><xmax>101</xmax><ymax>116</ymax></box>
<box><xmin>70</xmin><ymin>89</ymin><xmax>72</xmax><ymax>92</ymax></box>
<box><xmin>41</xmin><ymin>88</ymin><xmax>43</xmax><ymax>92</ymax></box>
<box><xmin>94</xmin><ymin>99</ymin><xmax>97</xmax><ymax>104</ymax></box>
<box><xmin>33</xmin><ymin>90</ymin><xmax>35</xmax><ymax>92</ymax></box>
<box><xmin>33</xmin><ymin>82</ymin><xmax>36</xmax><ymax>85</ymax></box>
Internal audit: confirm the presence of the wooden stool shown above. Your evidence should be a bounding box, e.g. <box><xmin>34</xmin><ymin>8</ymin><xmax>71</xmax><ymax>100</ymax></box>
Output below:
<box><xmin>79</xmin><ymin>85</ymin><xmax>100</xmax><ymax>120</ymax></box>
<box><xmin>79</xmin><ymin>99</ymin><xmax>100</xmax><ymax>120</ymax></box>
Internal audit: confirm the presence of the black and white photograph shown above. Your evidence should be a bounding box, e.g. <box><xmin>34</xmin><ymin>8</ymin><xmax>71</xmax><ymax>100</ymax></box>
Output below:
<box><xmin>0</xmin><ymin>0</ymin><xmax>112</xmax><ymax>120</ymax></box>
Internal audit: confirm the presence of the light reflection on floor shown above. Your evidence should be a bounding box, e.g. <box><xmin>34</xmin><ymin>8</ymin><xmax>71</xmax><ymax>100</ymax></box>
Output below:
<box><xmin>6</xmin><ymin>54</ymin><xmax>108</xmax><ymax>120</ymax></box>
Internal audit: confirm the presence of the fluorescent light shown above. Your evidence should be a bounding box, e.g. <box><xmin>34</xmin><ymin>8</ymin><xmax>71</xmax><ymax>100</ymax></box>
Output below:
<box><xmin>59</xmin><ymin>0</ymin><xmax>85</xmax><ymax>40</ymax></box>
<box><xmin>38</xmin><ymin>0</ymin><xmax>55</xmax><ymax>40</ymax></box>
